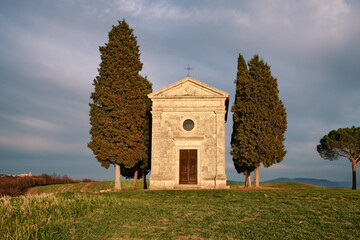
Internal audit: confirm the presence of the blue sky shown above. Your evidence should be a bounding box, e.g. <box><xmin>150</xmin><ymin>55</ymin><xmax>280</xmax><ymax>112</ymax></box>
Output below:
<box><xmin>0</xmin><ymin>0</ymin><xmax>359</xmax><ymax>182</ymax></box>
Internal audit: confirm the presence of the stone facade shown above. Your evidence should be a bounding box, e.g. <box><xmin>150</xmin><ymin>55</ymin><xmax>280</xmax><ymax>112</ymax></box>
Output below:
<box><xmin>148</xmin><ymin>77</ymin><xmax>229</xmax><ymax>189</ymax></box>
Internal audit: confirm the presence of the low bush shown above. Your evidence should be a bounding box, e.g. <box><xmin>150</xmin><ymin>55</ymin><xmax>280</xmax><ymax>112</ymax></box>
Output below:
<box><xmin>0</xmin><ymin>174</ymin><xmax>94</xmax><ymax>197</ymax></box>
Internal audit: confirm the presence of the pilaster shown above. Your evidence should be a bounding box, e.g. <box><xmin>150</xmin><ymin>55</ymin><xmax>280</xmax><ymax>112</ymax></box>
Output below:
<box><xmin>149</xmin><ymin>110</ymin><xmax>162</xmax><ymax>189</ymax></box>
<box><xmin>215</xmin><ymin>110</ymin><xmax>227</xmax><ymax>188</ymax></box>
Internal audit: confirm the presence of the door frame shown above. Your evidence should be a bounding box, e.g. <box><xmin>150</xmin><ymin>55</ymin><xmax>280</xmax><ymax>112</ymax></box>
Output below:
<box><xmin>175</xmin><ymin>147</ymin><xmax>200</xmax><ymax>186</ymax></box>
<box><xmin>179</xmin><ymin>149</ymin><xmax>197</xmax><ymax>184</ymax></box>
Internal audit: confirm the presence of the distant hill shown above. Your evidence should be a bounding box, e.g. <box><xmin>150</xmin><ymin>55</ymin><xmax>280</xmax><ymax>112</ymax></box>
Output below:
<box><xmin>227</xmin><ymin>180</ymin><xmax>244</xmax><ymax>184</ymax></box>
<box><xmin>227</xmin><ymin>178</ymin><xmax>355</xmax><ymax>188</ymax></box>
<box><xmin>264</xmin><ymin>178</ymin><xmax>345</xmax><ymax>188</ymax></box>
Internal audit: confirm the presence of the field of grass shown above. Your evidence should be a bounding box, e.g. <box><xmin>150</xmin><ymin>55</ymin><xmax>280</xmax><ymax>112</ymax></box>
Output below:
<box><xmin>1</xmin><ymin>181</ymin><xmax>360</xmax><ymax>239</ymax></box>
<box><xmin>0</xmin><ymin>174</ymin><xmax>92</xmax><ymax>197</ymax></box>
<box><xmin>28</xmin><ymin>179</ymin><xmax>145</xmax><ymax>195</ymax></box>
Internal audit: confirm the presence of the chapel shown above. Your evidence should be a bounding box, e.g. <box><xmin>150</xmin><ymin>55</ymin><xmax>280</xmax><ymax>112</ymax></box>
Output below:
<box><xmin>148</xmin><ymin>77</ymin><xmax>229</xmax><ymax>189</ymax></box>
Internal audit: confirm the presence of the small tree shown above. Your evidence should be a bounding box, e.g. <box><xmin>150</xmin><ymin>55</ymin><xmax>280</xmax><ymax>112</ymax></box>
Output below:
<box><xmin>317</xmin><ymin>126</ymin><xmax>360</xmax><ymax>190</ymax></box>
<box><xmin>88</xmin><ymin>20</ymin><xmax>151</xmax><ymax>190</ymax></box>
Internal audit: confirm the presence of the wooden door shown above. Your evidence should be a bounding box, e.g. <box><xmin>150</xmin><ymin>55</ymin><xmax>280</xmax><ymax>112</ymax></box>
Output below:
<box><xmin>179</xmin><ymin>150</ymin><xmax>197</xmax><ymax>184</ymax></box>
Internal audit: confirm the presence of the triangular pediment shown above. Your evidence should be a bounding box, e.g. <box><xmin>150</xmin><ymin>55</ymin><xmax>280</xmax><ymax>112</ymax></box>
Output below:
<box><xmin>148</xmin><ymin>77</ymin><xmax>229</xmax><ymax>99</ymax></box>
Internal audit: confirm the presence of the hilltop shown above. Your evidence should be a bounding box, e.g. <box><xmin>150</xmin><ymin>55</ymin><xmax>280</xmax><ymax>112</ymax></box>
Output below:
<box><xmin>1</xmin><ymin>181</ymin><xmax>359</xmax><ymax>239</ymax></box>
<box><xmin>227</xmin><ymin>178</ymin><xmax>357</xmax><ymax>188</ymax></box>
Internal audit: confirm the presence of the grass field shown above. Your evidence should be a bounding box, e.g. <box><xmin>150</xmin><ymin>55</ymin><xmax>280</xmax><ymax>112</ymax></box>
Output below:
<box><xmin>30</xmin><ymin>179</ymin><xmax>143</xmax><ymax>194</ymax></box>
<box><xmin>1</xmin><ymin>181</ymin><xmax>359</xmax><ymax>239</ymax></box>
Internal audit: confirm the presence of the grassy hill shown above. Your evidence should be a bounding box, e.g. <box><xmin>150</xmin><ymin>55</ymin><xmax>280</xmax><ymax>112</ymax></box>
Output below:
<box><xmin>1</xmin><ymin>181</ymin><xmax>359</xmax><ymax>239</ymax></box>
<box><xmin>25</xmin><ymin>179</ymin><xmax>145</xmax><ymax>195</ymax></box>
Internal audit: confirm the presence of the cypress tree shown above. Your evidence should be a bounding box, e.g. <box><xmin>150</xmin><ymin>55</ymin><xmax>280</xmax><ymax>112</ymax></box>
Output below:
<box><xmin>231</xmin><ymin>53</ymin><xmax>259</xmax><ymax>187</ymax></box>
<box><xmin>121</xmin><ymin>77</ymin><xmax>152</xmax><ymax>190</ymax></box>
<box><xmin>88</xmin><ymin>20</ymin><xmax>152</xmax><ymax>190</ymax></box>
<box><xmin>248</xmin><ymin>55</ymin><xmax>287</xmax><ymax>186</ymax></box>
<box><xmin>231</xmin><ymin>54</ymin><xmax>287</xmax><ymax>187</ymax></box>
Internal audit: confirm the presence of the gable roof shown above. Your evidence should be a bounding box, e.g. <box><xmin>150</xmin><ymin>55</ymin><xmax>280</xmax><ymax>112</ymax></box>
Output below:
<box><xmin>148</xmin><ymin>77</ymin><xmax>230</xmax><ymax>121</ymax></box>
<box><xmin>148</xmin><ymin>77</ymin><xmax>229</xmax><ymax>99</ymax></box>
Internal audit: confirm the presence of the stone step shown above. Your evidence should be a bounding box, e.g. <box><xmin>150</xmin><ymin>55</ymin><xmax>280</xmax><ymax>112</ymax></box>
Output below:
<box><xmin>173</xmin><ymin>184</ymin><xmax>202</xmax><ymax>190</ymax></box>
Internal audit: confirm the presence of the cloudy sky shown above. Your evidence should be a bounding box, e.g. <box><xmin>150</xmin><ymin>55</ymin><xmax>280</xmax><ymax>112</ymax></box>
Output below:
<box><xmin>1</xmin><ymin>0</ymin><xmax>359</xmax><ymax>182</ymax></box>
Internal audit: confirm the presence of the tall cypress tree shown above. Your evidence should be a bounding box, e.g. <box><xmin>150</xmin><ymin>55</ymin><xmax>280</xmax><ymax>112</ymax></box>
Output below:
<box><xmin>231</xmin><ymin>53</ymin><xmax>259</xmax><ymax>187</ymax></box>
<box><xmin>120</xmin><ymin>75</ymin><xmax>152</xmax><ymax>190</ymax></box>
<box><xmin>88</xmin><ymin>20</ymin><xmax>152</xmax><ymax>190</ymax></box>
<box><xmin>248</xmin><ymin>55</ymin><xmax>287</xmax><ymax>186</ymax></box>
<box><xmin>231</xmin><ymin>54</ymin><xmax>287</xmax><ymax>187</ymax></box>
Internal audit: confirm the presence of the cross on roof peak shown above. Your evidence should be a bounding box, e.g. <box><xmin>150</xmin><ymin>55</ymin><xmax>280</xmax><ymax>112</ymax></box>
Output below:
<box><xmin>184</xmin><ymin>64</ymin><xmax>194</xmax><ymax>77</ymax></box>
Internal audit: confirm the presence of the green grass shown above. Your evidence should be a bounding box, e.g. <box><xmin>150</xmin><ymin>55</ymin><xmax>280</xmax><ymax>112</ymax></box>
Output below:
<box><xmin>32</xmin><ymin>179</ymin><xmax>146</xmax><ymax>194</ymax></box>
<box><xmin>1</xmin><ymin>181</ymin><xmax>360</xmax><ymax>239</ymax></box>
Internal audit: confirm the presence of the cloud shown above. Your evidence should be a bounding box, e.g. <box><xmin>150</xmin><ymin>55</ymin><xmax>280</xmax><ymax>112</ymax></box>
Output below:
<box><xmin>0</xmin><ymin>135</ymin><xmax>90</xmax><ymax>155</ymax></box>
<box><xmin>263</xmin><ymin>163</ymin><xmax>340</xmax><ymax>172</ymax></box>
<box><xmin>114</xmin><ymin>0</ymin><xmax>189</xmax><ymax>20</ymax></box>
<box><xmin>244</xmin><ymin>0</ymin><xmax>354</xmax><ymax>56</ymax></box>
<box><xmin>286</xmin><ymin>141</ymin><xmax>318</xmax><ymax>155</ymax></box>
<box><xmin>305</xmin><ymin>0</ymin><xmax>351</xmax><ymax>46</ymax></box>
<box><xmin>312</xmin><ymin>0</ymin><xmax>350</xmax><ymax>26</ymax></box>
<box><xmin>114</xmin><ymin>0</ymin><xmax>249</xmax><ymax>25</ymax></box>
<box><xmin>149</xmin><ymin>1</ymin><xmax>189</xmax><ymax>20</ymax></box>
<box><xmin>0</xmin><ymin>15</ymin><xmax>99</xmax><ymax>96</ymax></box>
<box><xmin>263</xmin><ymin>163</ymin><xmax>291</xmax><ymax>170</ymax></box>
<box><xmin>193</xmin><ymin>8</ymin><xmax>250</xmax><ymax>26</ymax></box>
<box><xmin>0</xmin><ymin>114</ymin><xmax>61</xmax><ymax>132</ymax></box>
<box><xmin>115</xmin><ymin>0</ymin><xmax>144</xmax><ymax>16</ymax></box>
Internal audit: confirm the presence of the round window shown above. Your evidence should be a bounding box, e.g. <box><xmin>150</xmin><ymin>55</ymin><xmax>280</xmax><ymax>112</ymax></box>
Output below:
<box><xmin>183</xmin><ymin>119</ymin><xmax>195</xmax><ymax>131</ymax></box>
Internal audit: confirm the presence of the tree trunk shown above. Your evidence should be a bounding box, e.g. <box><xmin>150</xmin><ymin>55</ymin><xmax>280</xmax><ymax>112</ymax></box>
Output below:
<box><xmin>254</xmin><ymin>166</ymin><xmax>260</xmax><ymax>187</ymax></box>
<box><xmin>143</xmin><ymin>172</ymin><xmax>147</xmax><ymax>189</ymax></box>
<box><xmin>245</xmin><ymin>171</ymin><xmax>252</xmax><ymax>188</ymax></box>
<box><xmin>352</xmin><ymin>163</ymin><xmax>357</xmax><ymax>190</ymax></box>
<box><xmin>133</xmin><ymin>170</ymin><xmax>138</xmax><ymax>190</ymax></box>
<box><xmin>115</xmin><ymin>163</ymin><xmax>122</xmax><ymax>191</ymax></box>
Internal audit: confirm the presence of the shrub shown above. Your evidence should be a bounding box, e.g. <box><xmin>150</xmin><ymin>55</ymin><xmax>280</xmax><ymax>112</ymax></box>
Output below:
<box><xmin>0</xmin><ymin>174</ymin><xmax>93</xmax><ymax>197</ymax></box>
